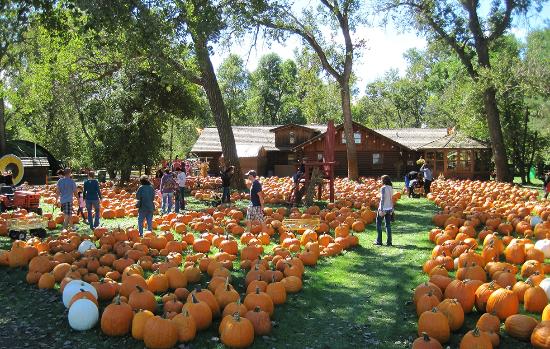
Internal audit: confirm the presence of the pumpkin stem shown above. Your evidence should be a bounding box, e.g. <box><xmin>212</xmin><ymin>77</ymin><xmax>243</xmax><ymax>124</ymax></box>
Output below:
<box><xmin>191</xmin><ymin>293</ymin><xmax>199</xmax><ymax>304</ymax></box>
<box><xmin>113</xmin><ymin>294</ymin><xmax>122</xmax><ymax>305</ymax></box>
<box><xmin>233</xmin><ymin>312</ymin><xmax>241</xmax><ymax>321</ymax></box>
<box><xmin>136</xmin><ymin>285</ymin><xmax>144</xmax><ymax>292</ymax></box>
<box><xmin>255</xmin><ymin>286</ymin><xmax>261</xmax><ymax>294</ymax></box>
<box><xmin>254</xmin><ymin>306</ymin><xmax>261</xmax><ymax>312</ymax></box>
<box><xmin>421</xmin><ymin>332</ymin><xmax>430</xmax><ymax>341</ymax></box>
<box><xmin>472</xmin><ymin>327</ymin><xmax>481</xmax><ymax>337</ymax></box>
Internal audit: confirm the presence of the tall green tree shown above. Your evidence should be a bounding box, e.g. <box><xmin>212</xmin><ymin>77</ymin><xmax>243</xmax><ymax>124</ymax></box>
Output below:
<box><xmin>248</xmin><ymin>53</ymin><xmax>303</xmax><ymax>125</ymax></box>
<box><xmin>245</xmin><ymin>0</ymin><xmax>368</xmax><ymax>180</ymax></box>
<box><xmin>294</xmin><ymin>47</ymin><xmax>341</xmax><ymax>124</ymax></box>
<box><xmin>0</xmin><ymin>0</ymin><xmax>53</xmax><ymax>154</ymax></box>
<box><xmin>381</xmin><ymin>0</ymin><xmax>547</xmax><ymax>181</ymax></box>
<box><xmin>355</xmin><ymin>69</ymin><xmax>429</xmax><ymax>128</ymax></box>
<box><xmin>73</xmin><ymin>0</ymin><xmax>247</xmax><ymax>188</ymax></box>
<box><xmin>218</xmin><ymin>54</ymin><xmax>250</xmax><ymax>125</ymax></box>
<box><xmin>10</xmin><ymin>7</ymin><xmax>203</xmax><ymax>178</ymax></box>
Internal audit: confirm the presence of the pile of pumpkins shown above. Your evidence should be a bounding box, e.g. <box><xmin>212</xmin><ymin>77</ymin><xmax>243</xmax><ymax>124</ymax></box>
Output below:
<box><xmin>412</xmin><ymin>179</ymin><xmax>550</xmax><ymax>348</ymax></box>
<box><xmin>0</xmin><ymin>209</ymin><xmax>49</xmax><ymax>235</ymax></box>
<box><xmin>190</xmin><ymin>176</ymin><xmax>401</xmax><ymax>207</ymax></box>
<box><xmin>0</xmin><ymin>200</ymin><xmax>367</xmax><ymax>348</ymax></box>
<box><xmin>49</xmin><ymin>237</ymin><xmax>307</xmax><ymax>348</ymax></box>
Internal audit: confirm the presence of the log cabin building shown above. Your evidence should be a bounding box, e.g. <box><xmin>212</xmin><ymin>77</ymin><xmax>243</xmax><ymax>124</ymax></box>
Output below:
<box><xmin>191</xmin><ymin>122</ymin><xmax>491</xmax><ymax>179</ymax></box>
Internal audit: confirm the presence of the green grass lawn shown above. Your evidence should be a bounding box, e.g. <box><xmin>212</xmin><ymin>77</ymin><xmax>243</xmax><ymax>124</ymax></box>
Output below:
<box><xmin>0</xmin><ymin>197</ymin><xmax>537</xmax><ymax>348</ymax></box>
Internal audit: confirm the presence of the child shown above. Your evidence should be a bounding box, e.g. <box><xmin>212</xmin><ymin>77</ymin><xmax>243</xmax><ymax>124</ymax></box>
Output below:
<box><xmin>77</xmin><ymin>191</ymin><xmax>86</xmax><ymax>221</ymax></box>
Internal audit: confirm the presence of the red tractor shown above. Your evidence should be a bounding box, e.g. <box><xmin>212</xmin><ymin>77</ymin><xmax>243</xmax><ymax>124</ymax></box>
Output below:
<box><xmin>0</xmin><ymin>185</ymin><xmax>42</xmax><ymax>215</ymax></box>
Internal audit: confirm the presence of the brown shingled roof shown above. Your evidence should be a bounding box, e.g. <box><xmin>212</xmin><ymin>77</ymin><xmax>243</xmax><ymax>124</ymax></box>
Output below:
<box><xmin>374</xmin><ymin>128</ymin><xmax>449</xmax><ymax>150</ymax></box>
<box><xmin>191</xmin><ymin>126</ymin><xmax>278</xmax><ymax>152</ymax></box>
<box><xmin>418</xmin><ymin>132</ymin><xmax>489</xmax><ymax>149</ymax></box>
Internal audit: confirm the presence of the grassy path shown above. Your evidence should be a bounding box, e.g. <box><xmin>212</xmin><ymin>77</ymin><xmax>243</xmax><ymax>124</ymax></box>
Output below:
<box><xmin>0</xmin><ymin>197</ymin><xmax>534</xmax><ymax>348</ymax></box>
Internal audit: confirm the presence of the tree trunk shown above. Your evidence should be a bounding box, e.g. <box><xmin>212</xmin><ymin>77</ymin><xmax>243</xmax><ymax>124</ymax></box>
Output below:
<box><xmin>527</xmin><ymin>133</ymin><xmax>538</xmax><ymax>185</ymax></box>
<box><xmin>483</xmin><ymin>87</ymin><xmax>511</xmax><ymax>182</ymax></box>
<box><xmin>120</xmin><ymin>167</ymin><xmax>131</xmax><ymax>184</ymax></box>
<box><xmin>107</xmin><ymin>169</ymin><xmax>117</xmax><ymax>181</ymax></box>
<box><xmin>340</xmin><ymin>83</ymin><xmax>359</xmax><ymax>180</ymax></box>
<box><xmin>194</xmin><ymin>39</ymin><xmax>245</xmax><ymax>189</ymax></box>
<box><xmin>0</xmin><ymin>96</ymin><xmax>6</xmax><ymax>155</ymax></box>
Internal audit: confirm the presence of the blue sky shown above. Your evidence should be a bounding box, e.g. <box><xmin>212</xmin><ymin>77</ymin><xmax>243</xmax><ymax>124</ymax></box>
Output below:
<box><xmin>211</xmin><ymin>1</ymin><xmax>549</xmax><ymax>95</ymax></box>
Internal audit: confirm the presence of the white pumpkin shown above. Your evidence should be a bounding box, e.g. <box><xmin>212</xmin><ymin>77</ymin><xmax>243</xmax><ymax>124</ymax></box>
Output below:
<box><xmin>454</xmin><ymin>257</ymin><xmax>459</xmax><ymax>271</ymax></box>
<box><xmin>531</xmin><ymin>216</ymin><xmax>542</xmax><ymax>228</ymax></box>
<box><xmin>68</xmin><ymin>299</ymin><xmax>98</xmax><ymax>331</ymax></box>
<box><xmin>62</xmin><ymin>280</ymin><xmax>97</xmax><ymax>308</ymax></box>
<box><xmin>540</xmin><ymin>278</ymin><xmax>550</xmax><ymax>301</ymax></box>
<box><xmin>78</xmin><ymin>240</ymin><xmax>96</xmax><ymax>254</ymax></box>
<box><xmin>535</xmin><ymin>239</ymin><xmax>550</xmax><ymax>258</ymax></box>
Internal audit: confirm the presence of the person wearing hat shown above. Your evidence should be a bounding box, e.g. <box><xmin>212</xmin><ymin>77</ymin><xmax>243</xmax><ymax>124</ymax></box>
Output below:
<box><xmin>245</xmin><ymin>170</ymin><xmax>265</xmax><ymax>231</ymax></box>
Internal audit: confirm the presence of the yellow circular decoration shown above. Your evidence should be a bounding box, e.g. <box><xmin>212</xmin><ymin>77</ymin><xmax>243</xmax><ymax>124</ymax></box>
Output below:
<box><xmin>0</xmin><ymin>155</ymin><xmax>24</xmax><ymax>185</ymax></box>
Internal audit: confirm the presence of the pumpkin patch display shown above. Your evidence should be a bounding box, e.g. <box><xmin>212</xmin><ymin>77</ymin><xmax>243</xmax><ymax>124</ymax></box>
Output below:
<box><xmin>17</xmin><ymin>176</ymin><xmax>550</xmax><ymax>347</ymax></box>
<box><xmin>413</xmin><ymin>178</ymin><xmax>550</xmax><ymax>346</ymax></box>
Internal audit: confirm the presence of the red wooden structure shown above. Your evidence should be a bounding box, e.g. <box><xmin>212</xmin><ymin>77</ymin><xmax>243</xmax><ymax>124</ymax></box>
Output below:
<box><xmin>289</xmin><ymin>121</ymin><xmax>336</xmax><ymax>204</ymax></box>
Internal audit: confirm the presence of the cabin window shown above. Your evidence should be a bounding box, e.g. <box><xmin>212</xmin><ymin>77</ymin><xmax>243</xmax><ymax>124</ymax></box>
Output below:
<box><xmin>354</xmin><ymin>132</ymin><xmax>361</xmax><ymax>144</ymax></box>
<box><xmin>435</xmin><ymin>151</ymin><xmax>444</xmax><ymax>173</ymax></box>
<box><xmin>289</xmin><ymin>132</ymin><xmax>296</xmax><ymax>144</ymax></box>
<box><xmin>458</xmin><ymin>151</ymin><xmax>472</xmax><ymax>170</ymax></box>
<box><xmin>341</xmin><ymin>131</ymin><xmax>362</xmax><ymax>144</ymax></box>
<box><xmin>288</xmin><ymin>153</ymin><xmax>296</xmax><ymax>163</ymax></box>
<box><xmin>373</xmin><ymin>153</ymin><xmax>383</xmax><ymax>165</ymax></box>
<box><xmin>447</xmin><ymin>151</ymin><xmax>457</xmax><ymax>170</ymax></box>
<box><xmin>426</xmin><ymin>152</ymin><xmax>436</xmax><ymax>162</ymax></box>
<box><xmin>317</xmin><ymin>153</ymin><xmax>323</xmax><ymax>161</ymax></box>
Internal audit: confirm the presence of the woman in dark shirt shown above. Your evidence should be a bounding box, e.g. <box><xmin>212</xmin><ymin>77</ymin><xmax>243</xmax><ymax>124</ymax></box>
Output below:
<box><xmin>136</xmin><ymin>175</ymin><xmax>155</xmax><ymax>236</ymax></box>
<box><xmin>221</xmin><ymin>166</ymin><xmax>234</xmax><ymax>204</ymax></box>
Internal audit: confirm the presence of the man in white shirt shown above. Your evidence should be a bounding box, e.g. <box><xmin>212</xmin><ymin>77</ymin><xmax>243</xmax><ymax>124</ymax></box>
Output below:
<box><xmin>420</xmin><ymin>163</ymin><xmax>433</xmax><ymax>194</ymax></box>
<box><xmin>175</xmin><ymin>167</ymin><xmax>186</xmax><ymax>213</ymax></box>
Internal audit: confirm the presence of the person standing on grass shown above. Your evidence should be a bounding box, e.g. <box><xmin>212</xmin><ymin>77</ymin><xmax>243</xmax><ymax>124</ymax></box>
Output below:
<box><xmin>136</xmin><ymin>175</ymin><xmax>155</xmax><ymax>236</ymax></box>
<box><xmin>375</xmin><ymin>175</ymin><xmax>394</xmax><ymax>247</ymax></box>
<box><xmin>221</xmin><ymin>166</ymin><xmax>234</xmax><ymax>204</ymax></box>
<box><xmin>245</xmin><ymin>170</ymin><xmax>265</xmax><ymax>232</ymax></box>
<box><xmin>175</xmin><ymin>167</ymin><xmax>186</xmax><ymax>213</ymax></box>
<box><xmin>83</xmin><ymin>171</ymin><xmax>102</xmax><ymax>230</ymax></box>
<box><xmin>160</xmin><ymin>168</ymin><xmax>177</xmax><ymax>214</ymax></box>
<box><xmin>56</xmin><ymin>168</ymin><xmax>77</xmax><ymax>230</ymax></box>
<box><xmin>420</xmin><ymin>162</ymin><xmax>433</xmax><ymax>194</ymax></box>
